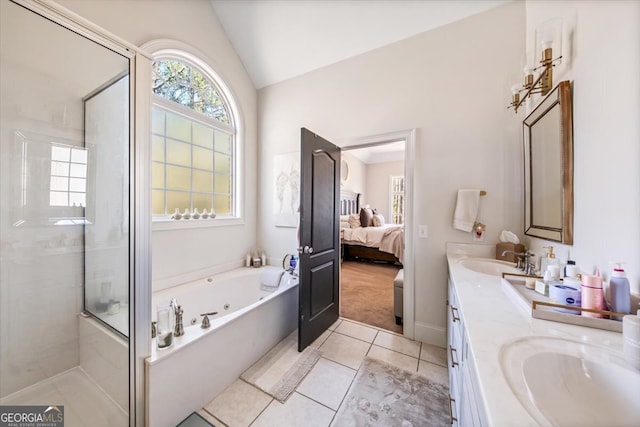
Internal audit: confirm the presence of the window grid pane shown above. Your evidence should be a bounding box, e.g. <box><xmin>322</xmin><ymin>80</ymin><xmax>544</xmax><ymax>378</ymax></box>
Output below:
<box><xmin>391</xmin><ymin>176</ymin><xmax>405</xmax><ymax>225</ymax></box>
<box><xmin>49</xmin><ymin>144</ymin><xmax>87</xmax><ymax>207</ymax></box>
<box><xmin>152</xmin><ymin>103</ymin><xmax>234</xmax><ymax>217</ymax></box>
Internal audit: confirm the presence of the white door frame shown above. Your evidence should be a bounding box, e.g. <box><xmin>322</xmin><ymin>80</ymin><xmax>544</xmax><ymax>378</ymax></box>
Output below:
<box><xmin>340</xmin><ymin>129</ymin><xmax>416</xmax><ymax>340</ymax></box>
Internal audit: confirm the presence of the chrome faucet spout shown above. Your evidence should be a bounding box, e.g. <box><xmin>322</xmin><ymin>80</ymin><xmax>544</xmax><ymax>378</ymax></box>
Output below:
<box><xmin>501</xmin><ymin>250</ymin><xmax>524</xmax><ymax>257</ymax></box>
<box><xmin>501</xmin><ymin>249</ymin><xmax>535</xmax><ymax>272</ymax></box>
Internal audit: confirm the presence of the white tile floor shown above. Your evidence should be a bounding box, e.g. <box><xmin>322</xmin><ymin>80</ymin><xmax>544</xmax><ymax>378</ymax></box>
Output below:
<box><xmin>200</xmin><ymin>318</ymin><xmax>448</xmax><ymax>427</ymax></box>
<box><xmin>0</xmin><ymin>367</ymin><xmax>128</xmax><ymax>427</ymax></box>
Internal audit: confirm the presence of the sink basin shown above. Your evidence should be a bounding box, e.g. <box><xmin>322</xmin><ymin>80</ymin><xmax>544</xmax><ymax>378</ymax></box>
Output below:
<box><xmin>458</xmin><ymin>257</ymin><xmax>521</xmax><ymax>277</ymax></box>
<box><xmin>500</xmin><ymin>336</ymin><xmax>640</xmax><ymax>426</ymax></box>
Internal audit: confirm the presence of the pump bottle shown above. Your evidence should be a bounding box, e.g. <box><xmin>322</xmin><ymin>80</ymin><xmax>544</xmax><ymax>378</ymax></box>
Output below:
<box><xmin>540</xmin><ymin>246</ymin><xmax>558</xmax><ymax>275</ymax></box>
<box><xmin>609</xmin><ymin>262</ymin><xmax>631</xmax><ymax>321</ymax></box>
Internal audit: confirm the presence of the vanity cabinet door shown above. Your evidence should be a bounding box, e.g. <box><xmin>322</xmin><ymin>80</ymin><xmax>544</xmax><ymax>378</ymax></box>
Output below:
<box><xmin>460</xmin><ymin>348</ymin><xmax>487</xmax><ymax>427</ymax></box>
<box><xmin>447</xmin><ymin>277</ymin><xmax>463</xmax><ymax>426</ymax></box>
<box><xmin>448</xmin><ymin>276</ymin><xmax>487</xmax><ymax>427</ymax></box>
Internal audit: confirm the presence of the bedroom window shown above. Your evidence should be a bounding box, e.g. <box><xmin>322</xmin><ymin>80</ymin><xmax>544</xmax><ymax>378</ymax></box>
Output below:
<box><xmin>390</xmin><ymin>175</ymin><xmax>404</xmax><ymax>225</ymax></box>
<box><xmin>151</xmin><ymin>56</ymin><xmax>238</xmax><ymax>221</ymax></box>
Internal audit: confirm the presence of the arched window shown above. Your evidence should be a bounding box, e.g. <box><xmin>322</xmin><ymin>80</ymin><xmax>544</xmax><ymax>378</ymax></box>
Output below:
<box><xmin>150</xmin><ymin>52</ymin><xmax>239</xmax><ymax>221</ymax></box>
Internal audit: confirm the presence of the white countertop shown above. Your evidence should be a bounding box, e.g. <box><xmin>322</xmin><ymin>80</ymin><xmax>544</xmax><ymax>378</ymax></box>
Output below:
<box><xmin>446</xmin><ymin>243</ymin><xmax>625</xmax><ymax>427</ymax></box>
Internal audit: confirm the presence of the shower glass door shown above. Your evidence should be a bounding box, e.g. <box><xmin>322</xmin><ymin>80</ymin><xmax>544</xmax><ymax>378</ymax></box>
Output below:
<box><xmin>0</xmin><ymin>1</ymin><xmax>131</xmax><ymax>425</ymax></box>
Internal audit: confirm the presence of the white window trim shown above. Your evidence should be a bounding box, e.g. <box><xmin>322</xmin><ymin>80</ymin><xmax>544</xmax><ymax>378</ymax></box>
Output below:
<box><xmin>142</xmin><ymin>39</ymin><xmax>245</xmax><ymax>231</ymax></box>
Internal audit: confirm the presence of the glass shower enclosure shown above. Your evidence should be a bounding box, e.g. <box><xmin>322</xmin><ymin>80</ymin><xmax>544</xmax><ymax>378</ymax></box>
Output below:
<box><xmin>0</xmin><ymin>1</ymin><xmax>149</xmax><ymax>425</ymax></box>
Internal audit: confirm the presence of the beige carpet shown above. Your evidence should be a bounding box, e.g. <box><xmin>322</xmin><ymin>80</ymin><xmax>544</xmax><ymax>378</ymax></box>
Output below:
<box><xmin>340</xmin><ymin>261</ymin><xmax>402</xmax><ymax>333</ymax></box>
<box><xmin>333</xmin><ymin>357</ymin><xmax>450</xmax><ymax>427</ymax></box>
<box><xmin>240</xmin><ymin>331</ymin><xmax>320</xmax><ymax>402</ymax></box>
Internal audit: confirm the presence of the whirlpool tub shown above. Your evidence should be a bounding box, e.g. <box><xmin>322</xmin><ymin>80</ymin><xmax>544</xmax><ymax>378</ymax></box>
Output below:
<box><xmin>146</xmin><ymin>266</ymin><xmax>298</xmax><ymax>427</ymax></box>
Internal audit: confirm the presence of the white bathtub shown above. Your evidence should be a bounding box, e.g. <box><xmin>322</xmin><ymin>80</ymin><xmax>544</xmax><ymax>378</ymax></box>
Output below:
<box><xmin>146</xmin><ymin>266</ymin><xmax>298</xmax><ymax>427</ymax></box>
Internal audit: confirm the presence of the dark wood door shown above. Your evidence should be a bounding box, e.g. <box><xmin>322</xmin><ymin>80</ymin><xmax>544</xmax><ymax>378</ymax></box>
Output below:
<box><xmin>298</xmin><ymin>128</ymin><xmax>341</xmax><ymax>351</ymax></box>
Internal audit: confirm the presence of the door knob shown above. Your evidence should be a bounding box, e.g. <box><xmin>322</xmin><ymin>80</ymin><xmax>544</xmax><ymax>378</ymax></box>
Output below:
<box><xmin>298</xmin><ymin>245</ymin><xmax>313</xmax><ymax>254</ymax></box>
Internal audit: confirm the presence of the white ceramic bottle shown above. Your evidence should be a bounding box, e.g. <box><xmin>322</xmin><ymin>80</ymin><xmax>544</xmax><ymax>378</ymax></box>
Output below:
<box><xmin>540</xmin><ymin>246</ymin><xmax>558</xmax><ymax>275</ymax></box>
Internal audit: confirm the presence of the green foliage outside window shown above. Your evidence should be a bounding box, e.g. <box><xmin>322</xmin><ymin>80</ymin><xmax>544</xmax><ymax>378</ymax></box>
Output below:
<box><xmin>152</xmin><ymin>59</ymin><xmax>229</xmax><ymax>124</ymax></box>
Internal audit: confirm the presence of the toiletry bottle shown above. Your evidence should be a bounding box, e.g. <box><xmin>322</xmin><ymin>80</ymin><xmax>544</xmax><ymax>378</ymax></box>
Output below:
<box><xmin>540</xmin><ymin>246</ymin><xmax>557</xmax><ymax>275</ymax></box>
<box><xmin>609</xmin><ymin>262</ymin><xmax>631</xmax><ymax>321</ymax></box>
<box><xmin>564</xmin><ymin>259</ymin><xmax>579</xmax><ymax>278</ymax></box>
<box><xmin>581</xmin><ymin>274</ymin><xmax>606</xmax><ymax>318</ymax></box>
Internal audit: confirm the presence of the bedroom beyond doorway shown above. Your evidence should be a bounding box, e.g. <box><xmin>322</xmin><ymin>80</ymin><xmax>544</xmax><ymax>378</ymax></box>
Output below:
<box><xmin>339</xmin><ymin>134</ymin><xmax>407</xmax><ymax>335</ymax></box>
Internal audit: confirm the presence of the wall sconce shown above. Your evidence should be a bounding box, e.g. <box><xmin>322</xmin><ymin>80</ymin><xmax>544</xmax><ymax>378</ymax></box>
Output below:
<box><xmin>509</xmin><ymin>19</ymin><xmax>563</xmax><ymax>113</ymax></box>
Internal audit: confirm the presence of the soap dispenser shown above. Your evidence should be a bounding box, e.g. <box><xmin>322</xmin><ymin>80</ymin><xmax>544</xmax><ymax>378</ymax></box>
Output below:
<box><xmin>540</xmin><ymin>246</ymin><xmax>557</xmax><ymax>275</ymax></box>
<box><xmin>609</xmin><ymin>262</ymin><xmax>631</xmax><ymax>320</ymax></box>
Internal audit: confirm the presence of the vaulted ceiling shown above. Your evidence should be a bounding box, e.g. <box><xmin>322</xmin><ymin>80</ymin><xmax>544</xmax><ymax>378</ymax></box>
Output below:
<box><xmin>211</xmin><ymin>0</ymin><xmax>511</xmax><ymax>89</ymax></box>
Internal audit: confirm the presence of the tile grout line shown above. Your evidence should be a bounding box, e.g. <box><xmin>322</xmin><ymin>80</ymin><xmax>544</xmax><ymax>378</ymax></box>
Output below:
<box><xmin>325</xmin><ymin>348</ymin><xmax>370</xmax><ymax>427</ymax></box>
<box><xmin>292</xmin><ymin>389</ymin><xmax>338</xmax><ymax>414</ymax></box>
<box><xmin>331</xmin><ymin>329</ymin><xmax>378</xmax><ymax>345</ymax></box>
<box><xmin>201</xmin><ymin>407</ymin><xmax>229</xmax><ymax>427</ymax></box>
<box><xmin>248</xmin><ymin>394</ymin><xmax>276</xmax><ymax>427</ymax></box>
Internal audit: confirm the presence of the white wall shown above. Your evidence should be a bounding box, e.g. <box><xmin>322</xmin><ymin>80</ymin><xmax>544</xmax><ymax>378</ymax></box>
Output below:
<box><xmin>523</xmin><ymin>1</ymin><xmax>640</xmax><ymax>297</ymax></box>
<box><xmin>341</xmin><ymin>152</ymin><xmax>367</xmax><ymax>198</ymax></box>
<box><xmin>58</xmin><ymin>0</ymin><xmax>259</xmax><ymax>285</ymax></box>
<box><xmin>258</xmin><ymin>1</ymin><xmax>525</xmax><ymax>345</ymax></box>
<box><xmin>366</xmin><ymin>161</ymin><xmax>404</xmax><ymax>221</ymax></box>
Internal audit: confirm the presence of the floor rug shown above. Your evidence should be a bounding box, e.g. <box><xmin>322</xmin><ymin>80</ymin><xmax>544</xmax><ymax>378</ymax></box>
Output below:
<box><xmin>240</xmin><ymin>331</ymin><xmax>321</xmax><ymax>402</ymax></box>
<box><xmin>333</xmin><ymin>357</ymin><xmax>450</xmax><ymax>427</ymax></box>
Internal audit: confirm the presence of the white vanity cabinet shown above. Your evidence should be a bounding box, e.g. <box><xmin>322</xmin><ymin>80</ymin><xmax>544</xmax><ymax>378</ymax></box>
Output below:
<box><xmin>447</xmin><ymin>276</ymin><xmax>487</xmax><ymax>427</ymax></box>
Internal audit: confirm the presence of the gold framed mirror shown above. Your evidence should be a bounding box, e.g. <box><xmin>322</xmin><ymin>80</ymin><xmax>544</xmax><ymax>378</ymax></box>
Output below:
<box><xmin>523</xmin><ymin>80</ymin><xmax>574</xmax><ymax>244</ymax></box>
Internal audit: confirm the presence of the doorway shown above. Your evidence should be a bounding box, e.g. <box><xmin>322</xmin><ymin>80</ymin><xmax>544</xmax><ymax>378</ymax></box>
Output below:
<box><xmin>339</xmin><ymin>130</ymin><xmax>415</xmax><ymax>337</ymax></box>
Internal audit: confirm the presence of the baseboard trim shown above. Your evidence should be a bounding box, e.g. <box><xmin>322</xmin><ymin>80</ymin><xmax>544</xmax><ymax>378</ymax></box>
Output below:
<box><xmin>414</xmin><ymin>321</ymin><xmax>446</xmax><ymax>347</ymax></box>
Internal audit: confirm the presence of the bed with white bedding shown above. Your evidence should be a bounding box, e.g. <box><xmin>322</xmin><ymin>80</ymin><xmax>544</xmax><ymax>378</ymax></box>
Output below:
<box><xmin>340</xmin><ymin>191</ymin><xmax>404</xmax><ymax>265</ymax></box>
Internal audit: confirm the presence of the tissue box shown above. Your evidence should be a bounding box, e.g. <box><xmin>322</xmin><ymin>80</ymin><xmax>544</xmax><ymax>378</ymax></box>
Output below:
<box><xmin>496</xmin><ymin>242</ymin><xmax>525</xmax><ymax>262</ymax></box>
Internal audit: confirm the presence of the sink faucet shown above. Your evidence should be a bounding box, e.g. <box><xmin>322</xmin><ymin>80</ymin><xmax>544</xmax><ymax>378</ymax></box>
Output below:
<box><xmin>501</xmin><ymin>249</ymin><xmax>535</xmax><ymax>274</ymax></box>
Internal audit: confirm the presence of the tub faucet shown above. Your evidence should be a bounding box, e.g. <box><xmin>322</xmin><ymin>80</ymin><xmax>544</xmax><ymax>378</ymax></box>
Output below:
<box><xmin>200</xmin><ymin>311</ymin><xmax>218</xmax><ymax>329</ymax></box>
<box><xmin>169</xmin><ymin>298</ymin><xmax>184</xmax><ymax>337</ymax></box>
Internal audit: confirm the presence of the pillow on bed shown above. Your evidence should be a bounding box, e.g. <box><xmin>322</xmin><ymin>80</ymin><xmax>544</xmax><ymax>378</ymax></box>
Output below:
<box><xmin>340</xmin><ymin>220</ymin><xmax>351</xmax><ymax>229</ymax></box>
<box><xmin>348</xmin><ymin>213</ymin><xmax>361</xmax><ymax>228</ymax></box>
<box><xmin>340</xmin><ymin>215</ymin><xmax>351</xmax><ymax>222</ymax></box>
<box><xmin>359</xmin><ymin>207</ymin><xmax>374</xmax><ymax>227</ymax></box>
<box><xmin>372</xmin><ymin>213</ymin><xmax>385</xmax><ymax>227</ymax></box>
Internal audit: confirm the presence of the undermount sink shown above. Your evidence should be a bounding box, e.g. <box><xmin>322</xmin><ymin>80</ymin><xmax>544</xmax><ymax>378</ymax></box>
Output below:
<box><xmin>458</xmin><ymin>257</ymin><xmax>521</xmax><ymax>277</ymax></box>
<box><xmin>500</xmin><ymin>336</ymin><xmax>640</xmax><ymax>426</ymax></box>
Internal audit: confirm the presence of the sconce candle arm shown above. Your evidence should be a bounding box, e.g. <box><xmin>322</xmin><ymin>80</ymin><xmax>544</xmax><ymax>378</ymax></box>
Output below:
<box><xmin>533</xmin><ymin>55</ymin><xmax>562</xmax><ymax>72</ymax></box>
<box><xmin>509</xmin><ymin>55</ymin><xmax>563</xmax><ymax>113</ymax></box>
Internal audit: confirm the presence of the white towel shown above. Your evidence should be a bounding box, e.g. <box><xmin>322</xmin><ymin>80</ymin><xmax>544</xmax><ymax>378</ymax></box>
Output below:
<box><xmin>453</xmin><ymin>189</ymin><xmax>481</xmax><ymax>232</ymax></box>
<box><xmin>260</xmin><ymin>270</ymin><xmax>284</xmax><ymax>291</ymax></box>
